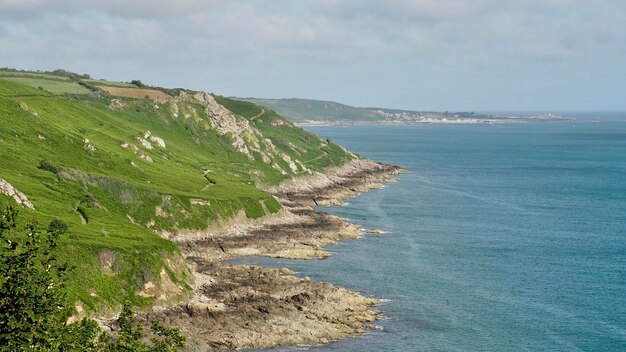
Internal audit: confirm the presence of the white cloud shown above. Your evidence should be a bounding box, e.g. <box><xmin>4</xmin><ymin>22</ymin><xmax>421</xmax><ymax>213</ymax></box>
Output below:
<box><xmin>1</xmin><ymin>0</ymin><xmax>624</xmax><ymax>64</ymax></box>
<box><xmin>0</xmin><ymin>0</ymin><xmax>624</xmax><ymax>109</ymax></box>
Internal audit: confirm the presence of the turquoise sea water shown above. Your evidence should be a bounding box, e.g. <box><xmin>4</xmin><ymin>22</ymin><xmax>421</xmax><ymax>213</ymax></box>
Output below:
<box><xmin>248</xmin><ymin>116</ymin><xmax>626</xmax><ymax>351</ymax></box>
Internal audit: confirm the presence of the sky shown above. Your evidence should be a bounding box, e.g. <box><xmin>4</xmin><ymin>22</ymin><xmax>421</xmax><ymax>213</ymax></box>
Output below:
<box><xmin>1</xmin><ymin>0</ymin><xmax>625</xmax><ymax>111</ymax></box>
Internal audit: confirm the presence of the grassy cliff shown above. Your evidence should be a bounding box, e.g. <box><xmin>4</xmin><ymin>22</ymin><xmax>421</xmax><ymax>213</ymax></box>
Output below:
<box><xmin>0</xmin><ymin>70</ymin><xmax>355</xmax><ymax>313</ymax></box>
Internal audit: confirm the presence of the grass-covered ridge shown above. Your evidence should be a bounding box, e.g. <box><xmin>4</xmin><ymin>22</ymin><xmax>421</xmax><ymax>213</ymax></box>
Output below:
<box><xmin>238</xmin><ymin>97</ymin><xmax>496</xmax><ymax>124</ymax></box>
<box><xmin>0</xmin><ymin>70</ymin><xmax>355</xmax><ymax>313</ymax></box>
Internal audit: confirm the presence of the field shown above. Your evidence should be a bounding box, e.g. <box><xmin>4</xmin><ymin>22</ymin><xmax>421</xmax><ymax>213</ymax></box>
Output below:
<box><xmin>0</xmin><ymin>71</ymin><xmax>92</xmax><ymax>95</ymax></box>
<box><xmin>98</xmin><ymin>86</ymin><xmax>172</xmax><ymax>100</ymax></box>
<box><xmin>85</xmin><ymin>78</ymin><xmax>136</xmax><ymax>87</ymax></box>
<box><xmin>0</xmin><ymin>70</ymin><xmax>156</xmax><ymax>97</ymax></box>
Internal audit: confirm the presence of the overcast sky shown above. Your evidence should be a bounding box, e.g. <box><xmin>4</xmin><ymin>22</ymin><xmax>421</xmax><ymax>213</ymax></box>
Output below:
<box><xmin>1</xmin><ymin>0</ymin><xmax>625</xmax><ymax>111</ymax></box>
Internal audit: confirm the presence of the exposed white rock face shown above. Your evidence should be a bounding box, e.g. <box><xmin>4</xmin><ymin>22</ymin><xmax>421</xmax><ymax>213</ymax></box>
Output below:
<box><xmin>131</xmin><ymin>144</ymin><xmax>153</xmax><ymax>162</ymax></box>
<box><xmin>270</xmin><ymin>118</ymin><xmax>288</xmax><ymax>126</ymax></box>
<box><xmin>109</xmin><ymin>99</ymin><xmax>125</xmax><ymax>110</ymax></box>
<box><xmin>137</xmin><ymin>137</ymin><xmax>154</xmax><ymax>150</ymax></box>
<box><xmin>171</xmin><ymin>102</ymin><xmax>180</xmax><ymax>118</ymax></box>
<box><xmin>130</xmin><ymin>131</ymin><xmax>167</xmax><ymax>151</ymax></box>
<box><xmin>194</xmin><ymin>92</ymin><xmax>257</xmax><ymax>160</ymax></box>
<box><xmin>189</xmin><ymin>92</ymin><xmax>312</xmax><ymax>175</ymax></box>
<box><xmin>144</xmin><ymin>131</ymin><xmax>166</xmax><ymax>148</ymax></box>
<box><xmin>190</xmin><ymin>198</ymin><xmax>210</xmax><ymax>206</ymax></box>
<box><xmin>83</xmin><ymin>138</ymin><xmax>96</xmax><ymax>154</ymax></box>
<box><xmin>0</xmin><ymin>178</ymin><xmax>34</xmax><ymax>209</ymax></box>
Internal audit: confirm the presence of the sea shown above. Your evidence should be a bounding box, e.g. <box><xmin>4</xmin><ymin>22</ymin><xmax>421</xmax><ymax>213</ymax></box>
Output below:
<box><xmin>246</xmin><ymin>112</ymin><xmax>626</xmax><ymax>351</ymax></box>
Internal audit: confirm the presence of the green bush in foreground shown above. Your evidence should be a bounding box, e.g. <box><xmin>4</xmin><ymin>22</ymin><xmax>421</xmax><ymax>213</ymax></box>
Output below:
<box><xmin>0</xmin><ymin>206</ymin><xmax>71</xmax><ymax>350</ymax></box>
<box><xmin>0</xmin><ymin>206</ymin><xmax>185</xmax><ymax>351</ymax></box>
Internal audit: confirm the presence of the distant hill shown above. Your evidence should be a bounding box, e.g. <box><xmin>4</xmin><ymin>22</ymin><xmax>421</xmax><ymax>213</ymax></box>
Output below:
<box><xmin>236</xmin><ymin>98</ymin><xmax>379</xmax><ymax>123</ymax></box>
<box><xmin>237</xmin><ymin>97</ymin><xmax>492</xmax><ymax>124</ymax></box>
<box><xmin>237</xmin><ymin>98</ymin><xmax>568</xmax><ymax>124</ymax></box>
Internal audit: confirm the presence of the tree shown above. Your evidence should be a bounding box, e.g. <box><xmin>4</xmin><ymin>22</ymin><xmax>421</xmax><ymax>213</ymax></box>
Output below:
<box><xmin>0</xmin><ymin>206</ymin><xmax>185</xmax><ymax>351</ymax></box>
<box><xmin>105</xmin><ymin>301</ymin><xmax>148</xmax><ymax>351</ymax></box>
<box><xmin>0</xmin><ymin>206</ymin><xmax>71</xmax><ymax>350</ymax></box>
<box><xmin>148</xmin><ymin>320</ymin><xmax>186</xmax><ymax>352</ymax></box>
<box><xmin>104</xmin><ymin>301</ymin><xmax>185</xmax><ymax>352</ymax></box>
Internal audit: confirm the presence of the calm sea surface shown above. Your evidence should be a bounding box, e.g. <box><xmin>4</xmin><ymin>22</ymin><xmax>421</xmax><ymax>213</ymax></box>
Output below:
<box><xmin>247</xmin><ymin>115</ymin><xmax>626</xmax><ymax>351</ymax></box>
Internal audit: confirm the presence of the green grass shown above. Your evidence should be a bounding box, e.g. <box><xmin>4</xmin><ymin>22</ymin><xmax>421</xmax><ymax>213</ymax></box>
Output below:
<box><xmin>0</xmin><ymin>77</ymin><xmax>354</xmax><ymax>313</ymax></box>
<box><xmin>0</xmin><ymin>77</ymin><xmax>91</xmax><ymax>95</ymax></box>
<box><xmin>85</xmin><ymin>79</ymin><xmax>137</xmax><ymax>88</ymax></box>
<box><xmin>0</xmin><ymin>69</ymin><xmax>139</xmax><ymax>95</ymax></box>
<box><xmin>0</xmin><ymin>71</ymin><xmax>74</xmax><ymax>81</ymax></box>
<box><xmin>215</xmin><ymin>96</ymin><xmax>356</xmax><ymax>176</ymax></box>
<box><xmin>238</xmin><ymin>97</ymin><xmax>374</xmax><ymax>122</ymax></box>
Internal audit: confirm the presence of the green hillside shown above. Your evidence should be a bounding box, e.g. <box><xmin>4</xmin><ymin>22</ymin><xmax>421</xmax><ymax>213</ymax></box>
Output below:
<box><xmin>237</xmin><ymin>98</ymin><xmax>374</xmax><ymax>123</ymax></box>
<box><xmin>238</xmin><ymin>97</ymin><xmax>492</xmax><ymax>123</ymax></box>
<box><xmin>0</xmin><ymin>70</ymin><xmax>355</xmax><ymax>313</ymax></box>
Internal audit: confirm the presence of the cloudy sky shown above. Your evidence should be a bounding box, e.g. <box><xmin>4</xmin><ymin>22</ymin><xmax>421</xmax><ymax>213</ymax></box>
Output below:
<box><xmin>1</xmin><ymin>0</ymin><xmax>625</xmax><ymax>111</ymax></box>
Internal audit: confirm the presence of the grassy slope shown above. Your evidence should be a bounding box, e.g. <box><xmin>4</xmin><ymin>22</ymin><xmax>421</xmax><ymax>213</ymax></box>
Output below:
<box><xmin>0</xmin><ymin>74</ymin><xmax>354</xmax><ymax>313</ymax></box>
<box><xmin>0</xmin><ymin>71</ymin><xmax>92</xmax><ymax>95</ymax></box>
<box><xmin>238</xmin><ymin>98</ymin><xmax>377</xmax><ymax>123</ymax></box>
<box><xmin>84</xmin><ymin>79</ymin><xmax>137</xmax><ymax>88</ymax></box>
<box><xmin>215</xmin><ymin>96</ymin><xmax>354</xmax><ymax>171</ymax></box>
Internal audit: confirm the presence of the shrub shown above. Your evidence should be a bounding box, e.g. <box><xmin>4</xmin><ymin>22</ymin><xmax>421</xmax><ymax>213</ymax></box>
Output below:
<box><xmin>38</xmin><ymin>159</ymin><xmax>59</xmax><ymax>175</ymax></box>
<box><xmin>0</xmin><ymin>206</ymin><xmax>186</xmax><ymax>351</ymax></box>
<box><xmin>47</xmin><ymin>219</ymin><xmax>69</xmax><ymax>234</ymax></box>
<box><xmin>0</xmin><ymin>206</ymin><xmax>71</xmax><ymax>350</ymax></box>
<box><xmin>104</xmin><ymin>301</ymin><xmax>186</xmax><ymax>352</ymax></box>
<box><xmin>78</xmin><ymin>80</ymin><xmax>100</xmax><ymax>92</ymax></box>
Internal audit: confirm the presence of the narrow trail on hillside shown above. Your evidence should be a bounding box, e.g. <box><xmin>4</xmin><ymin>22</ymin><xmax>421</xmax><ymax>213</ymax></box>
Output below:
<box><xmin>250</xmin><ymin>108</ymin><xmax>265</xmax><ymax>121</ymax></box>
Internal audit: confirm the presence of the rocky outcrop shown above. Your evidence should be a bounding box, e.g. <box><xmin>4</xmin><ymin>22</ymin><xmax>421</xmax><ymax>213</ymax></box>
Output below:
<box><xmin>83</xmin><ymin>138</ymin><xmax>96</xmax><ymax>154</ymax></box>
<box><xmin>190</xmin><ymin>92</ymin><xmax>310</xmax><ymax>175</ymax></box>
<box><xmin>175</xmin><ymin>207</ymin><xmax>360</xmax><ymax>261</ymax></box>
<box><xmin>0</xmin><ymin>178</ymin><xmax>34</xmax><ymax>209</ymax></box>
<box><xmin>144</xmin><ymin>131</ymin><xmax>166</xmax><ymax>148</ymax></box>
<box><xmin>143</xmin><ymin>263</ymin><xmax>379</xmax><ymax>351</ymax></box>
<box><xmin>108</xmin><ymin>98</ymin><xmax>125</xmax><ymax>110</ymax></box>
<box><xmin>140</xmin><ymin>158</ymin><xmax>405</xmax><ymax>350</ymax></box>
<box><xmin>121</xmin><ymin>142</ymin><xmax>153</xmax><ymax>162</ymax></box>
<box><xmin>265</xmin><ymin>158</ymin><xmax>404</xmax><ymax>206</ymax></box>
<box><xmin>194</xmin><ymin>92</ymin><xmax>259</xmax><ymax>160</ymax></box>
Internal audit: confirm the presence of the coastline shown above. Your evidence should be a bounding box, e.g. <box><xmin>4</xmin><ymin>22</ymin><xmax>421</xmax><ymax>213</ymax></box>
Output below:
<box><xmin>128</xmin><ymin>159</ymin><xmax>404</xmax><ymax>350</ymax></box>
<box><xmin>293</xmin><ymin>114</ymin><xmax>569</xmax><ymax>127</ymax></box>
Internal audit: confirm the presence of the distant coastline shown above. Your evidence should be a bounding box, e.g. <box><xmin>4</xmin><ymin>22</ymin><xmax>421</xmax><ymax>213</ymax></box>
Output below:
<box><xmin>235</xmin><ymin>97</ymin><xmax>570</xmax><ymax>126</ymax></box>
<box><xmin>295</xmin><ymin>113</ymin><xmax>570</xmax><ymax>127</ymax></box>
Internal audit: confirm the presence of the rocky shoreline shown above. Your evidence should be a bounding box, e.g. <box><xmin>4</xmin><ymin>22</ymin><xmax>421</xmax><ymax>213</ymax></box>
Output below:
<box><xmin>124</xmin><ymin>159</ymin><xmax>404</xmax><ymax>351</ymax></box>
